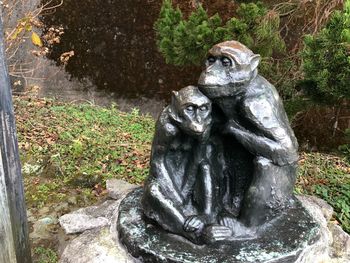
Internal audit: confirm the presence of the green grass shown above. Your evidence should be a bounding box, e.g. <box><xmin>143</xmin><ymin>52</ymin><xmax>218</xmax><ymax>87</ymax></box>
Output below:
<box><xmin>33</xmin><ymin>247</ymin><xmax>58</xmax><ymax>263</ymax></box>
<box><xmin>296</xmin><ymin>152</ymin><xmax>350</xmax><ymax>233</ymax></box>
<box><xmin>14</xmin><ymin>96</ymin><xmax>154</xmax><ymax>208</ymax></box>
<box><xmin>14</xmin><ymin>96</ymin><xmax>350</xmax><ymax>234</ymax></box>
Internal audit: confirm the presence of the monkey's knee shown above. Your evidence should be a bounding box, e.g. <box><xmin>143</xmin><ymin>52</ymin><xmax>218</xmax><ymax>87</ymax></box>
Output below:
<box><xmin>143</xmin><ymin>182</ymin><xmax>186</xmax><ymax>232</ymax></box>
<box><xmin>143</xmin><ymin>182</ymin><xmax>177</xmax><ymax>214</ymax></box>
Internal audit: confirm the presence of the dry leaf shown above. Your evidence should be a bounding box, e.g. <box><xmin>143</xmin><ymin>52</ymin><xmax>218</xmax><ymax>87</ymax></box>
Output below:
<box><xmin>31</xmin><ymin>32</ymin><xmax>43</xmax><ymax>47</ymax></box>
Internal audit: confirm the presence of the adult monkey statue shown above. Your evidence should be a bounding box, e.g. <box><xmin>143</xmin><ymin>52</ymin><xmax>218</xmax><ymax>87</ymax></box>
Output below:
<box><xmin>198</xmin><ymin>41</ymin><xmax>299</xmax><ymax>229</ymax></box>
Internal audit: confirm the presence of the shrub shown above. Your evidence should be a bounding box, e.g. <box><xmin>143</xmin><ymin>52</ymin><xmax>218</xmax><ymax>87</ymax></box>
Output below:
<box><xmin>301</xmin><ymin>0</ymin><xmax>350</xmax><ymax>103</ymax></box>
<box><xmin>155</xmin><ymin>0</ymin><xmax>285</xmax><ymax>66</ymax></box>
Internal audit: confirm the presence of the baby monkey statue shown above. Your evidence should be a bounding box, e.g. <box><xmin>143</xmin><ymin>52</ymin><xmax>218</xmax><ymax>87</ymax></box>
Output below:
<box><xmin>118</xmin><ymin>41</ymin><xmax>321</xmax><ymax>262</ymax></box>
<box><xmin>142</xmin><ymin>85</ymin><xmax>233</xmax><ymax>244</ymax></box>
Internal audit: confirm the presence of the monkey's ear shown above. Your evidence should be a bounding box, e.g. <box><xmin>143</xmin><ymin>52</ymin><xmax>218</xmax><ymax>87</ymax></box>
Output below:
<box><xmin>168</xmin><ymin>107</ymin><xmax>183</xmax><ymax>124</ymax></box>
<box><xmin>171</xmin><ymin>91</ymin><xmax>179</xmax><ymax>105</ymax></box>
<box><xmin>250</xmin><ymin>54</ymin><xmax>261</xmax><ymax>71</ymax></box>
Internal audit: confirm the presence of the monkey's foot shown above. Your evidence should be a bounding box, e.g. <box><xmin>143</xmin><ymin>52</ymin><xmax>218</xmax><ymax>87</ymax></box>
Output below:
<box><xmin>219</xmin><ymin>216</ymin><xmax>256</xmax><ymax>240</ymax></box>
<box><xmin>202</xmin><ymin>225</ymin><xmax>232</xmax><ymax>244</ymax></box>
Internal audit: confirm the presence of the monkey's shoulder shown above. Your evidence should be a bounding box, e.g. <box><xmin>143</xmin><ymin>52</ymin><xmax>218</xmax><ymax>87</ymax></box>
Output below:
<box><xmin>244</xmin><ymin>76</ymin><xmax>279</xmax><ymax>100</ymax></box>
<box><xmin>155</xmin><ymin>107</ymin><xmax>180</xmax><ymax>138</ymax></box>
<box><xmin>242</xmin><ymin>76</ymin><xmax>289</xmax><ymax>129</ymax></box>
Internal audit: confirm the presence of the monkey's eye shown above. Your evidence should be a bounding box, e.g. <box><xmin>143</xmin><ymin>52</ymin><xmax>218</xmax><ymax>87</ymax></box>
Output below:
<box><xmin>199</xmin><ymin>105</ymin><xmax>208</xmax><ymax>111</ymax></box>
<box><xmin>207</xmin><ymin>56</ymin><xmax>216</xmax><ymax>65</ymax></box>
<box><xmin>221</xmin><ymin>57</ymin><xmax>232</xmax><ymax>67</ymax></box>
<box><xmin>186</xmin><ymin>105</ymin><xmax>195</xmax><ymax>112</ymax></box>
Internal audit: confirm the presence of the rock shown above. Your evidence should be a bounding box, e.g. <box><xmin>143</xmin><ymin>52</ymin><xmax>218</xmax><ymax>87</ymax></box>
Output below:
<box><xmin>297</xmin><ymin>195</ymin><xmax>333</xmax><ymax>228</ymax></box>
<box><xmin>59</xmin><ymin>200</ymin><xmax>122</xmax><ymax>234</ymax></box>
<box><xmin>31</xmin><ymin>215</ymin><xmax>59</xmax><ymax>242</ymax></box>
<box><xmin>72</xmin><ymin>200</ymin><xmax>120</xmax><ymax>221</ymax></box>
<box><xmin>59</xmin><ymin>214</ymin><xmax>109</xmax><ymax>235</ymax></box>
<box><xmin>106</xmin><ymin>179</ymin><xmax>138</xmax><ymax>200</ymax></box>
<box><xmin>38</xmin><ymin>206</ymin><xmax>50</xmax><ymax>215</ymax></box>
<box><xmin>67</xmin><ymin>196</ymin><xmax>78</xmax><ymax>206</ymax></box>
<box><xmin>53</xmin><ymin>202</ymin><xmax>70</xmax><ymax>215</ymax></box>
<box><xmin>39</xmin><ymin>216</ymin><xmax>57</xmax><ymax>225</ymax></box>
<box><xmin>298</xmin><ymin>195</ymin><xmax>334</xmax><ymax>222</ymax></box>
<box><xmin>329</xmin><ymin>223</ymin><xmax>350</xmax><ymax>259</ymax></box>
<box><xmin>26</xmin><ymin>209</ymin><xmax>35</xmax><ymax>222</ymax></box>
<box><xmin>60</xmin><ymin>227</ymin><xmax>134</xmax><ymax>263</ymax></box>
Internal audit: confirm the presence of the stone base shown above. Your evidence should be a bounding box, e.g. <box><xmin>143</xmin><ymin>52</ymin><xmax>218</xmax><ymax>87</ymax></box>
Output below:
<box><xmin>117</xmin><ymin>188</ymin><xmax>323</xmax><ymax>263</ymax></box>
<box><xmin>58</xmin><ymin>180</ymin><xmax>350</xmax><ymax>263</ymax></box>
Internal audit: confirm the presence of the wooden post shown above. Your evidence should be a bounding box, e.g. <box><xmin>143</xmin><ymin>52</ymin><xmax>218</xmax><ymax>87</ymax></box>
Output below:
<box><xmin>0</xmin><ymin>13</ymin><xmax>32</xmax><ymax>263</ymax></box>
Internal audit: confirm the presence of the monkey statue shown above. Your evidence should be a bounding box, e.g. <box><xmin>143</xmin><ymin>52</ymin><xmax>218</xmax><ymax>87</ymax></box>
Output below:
<box><xmin>198</xmin><ymin>41</ymin><xmax>299</xmax><ymax>230</ymax></box>
<box><xmin>142</xmin><ymin>86</ymin><xmax>232</xmax><ymax>244</ymax></box>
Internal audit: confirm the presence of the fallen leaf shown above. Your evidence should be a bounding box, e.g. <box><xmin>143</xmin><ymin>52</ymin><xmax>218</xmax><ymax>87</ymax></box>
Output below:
<box><xmin>31</xmin><ymin>32</ymin><xmax>43</xmax><ymax>47</ymax></box>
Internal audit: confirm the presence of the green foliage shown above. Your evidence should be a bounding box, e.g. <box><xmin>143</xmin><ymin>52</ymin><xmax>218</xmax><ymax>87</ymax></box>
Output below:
<box><xmin>296</xmin><ymin>153</ymin><xmax>350</xmax><ymax>233</ymax></box>
<box><xmin>33</xmin><ymin>246</ymin><xmax>58</xmax><ymax>263</ymax></box>
<box><xmin>301</xmin><ymin>0</ymin><xmax>350</xmax><ymax>103</ymax></box>
<box><xmin>155</xmin><ymin>0</ymin><xmax>285</xmax><ymax>66</ymax></box>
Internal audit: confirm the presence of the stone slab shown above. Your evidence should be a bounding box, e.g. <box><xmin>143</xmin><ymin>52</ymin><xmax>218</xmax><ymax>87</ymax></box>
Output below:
<box><xmin>59</xmin><ymin>214</ymin><xmax>109</xmax><ymax>234</ymax></box>
<box><xmin>107</xmin><ymin>179</ymin><xmax>138</xmax><ymax>200</ymax></box>
<box><xmin>59</xmin><ymin>200</ymin><xmax>121</xmax><ymax>234</ymax></box>
<box><xmin>60</xmin><ymin>227</ymin><xmax>135</xmax><ymax>263</ymax></box>
<box><xmin>329</xmin><ymin>224</ymin><xmax>350</xmax><ymax>258</ymax></box>
<box><xmin>117</xmin><ymin>188</ymin><xmax>326</xmax><ymax>263</ymax></box>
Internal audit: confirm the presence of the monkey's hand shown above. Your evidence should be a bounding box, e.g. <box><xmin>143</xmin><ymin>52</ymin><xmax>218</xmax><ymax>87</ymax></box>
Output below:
<box><xmin>202</xmin><ymin>225</ymin><xmax>233</xmax><ymax>244</ymax></box>
<box><xmin>183</xmin><ymin>215</ymin><xmax>207</xmax><ymax>234</ymax></box>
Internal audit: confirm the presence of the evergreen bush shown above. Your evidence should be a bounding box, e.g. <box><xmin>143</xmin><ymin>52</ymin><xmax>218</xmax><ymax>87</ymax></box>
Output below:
<box><xmin>155</xmin><ymin>0</ymin><xmax>285</xmax><ymax>66</ymax></box>
<box><xmin>301</xmin><ymin>0</ymin><xmax>350</xmax><ymax>103</ymax></box>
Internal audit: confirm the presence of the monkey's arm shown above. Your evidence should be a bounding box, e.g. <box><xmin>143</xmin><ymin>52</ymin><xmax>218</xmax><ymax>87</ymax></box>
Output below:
<box><xmin>144</xmin><ymin>142</ymin><xmax>188</xmax><ymax>234</ymax></box>
<box><xmin>145</xmin><ymin>151</ymin><xmax>206</xmax><ymax>243</ymax></box>
<box><xmin>150</xmin><ymin>141</ymin><xmax>185</xmax><ymax>204</ymax></box>
<box><xmin>225</xmin><ymin>121</ymin><xmax>286</xmax><ymax>165</ymax></box>
<box><xmin>226</xmin><ymin>96</ymin><xmax>298</xmax><ymax>165</ymax></box>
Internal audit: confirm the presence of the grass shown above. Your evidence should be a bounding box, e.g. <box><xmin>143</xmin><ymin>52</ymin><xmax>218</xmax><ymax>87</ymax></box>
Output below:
<box><xmin>296</xmin><ymin>152</ymin><xmax>350</xmax><ymax>233</ymax></box>
<box><xmin>13</xmin><ymin>96</ymin><xmax>350</xmax><ymax>262</ymax></box>
<box><xmin>14</xmin><ymin>96</ymin><xmax>154</xmax><ymax>209</ymax></box>
<box><xmin>33</xmin><ymin>247</ymin><xmax>58</xmax><ymax>263</ymax></box>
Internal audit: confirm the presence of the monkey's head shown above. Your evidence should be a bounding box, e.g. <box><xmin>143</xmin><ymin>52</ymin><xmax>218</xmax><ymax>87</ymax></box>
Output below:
<box><xmin>169</xmin><ymin>86</ymin><xmax>212</xmax><ymax>139</ymax></box>
<box><xmin>198</xmin><ymin>41</ymin><xmax>261</xmax><ymax>98</ymax></box>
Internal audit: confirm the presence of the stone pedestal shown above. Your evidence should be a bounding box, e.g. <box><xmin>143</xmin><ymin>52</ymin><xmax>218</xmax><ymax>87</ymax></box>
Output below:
<box><xmin>58</xmin><ymin>180</ymin><xmax>350</xmax><ymax>263</ymax></box>
<box><xmin>117</xmin><ymin>189</ymin><xmax>322</xmax><ymax>263</ymax></box>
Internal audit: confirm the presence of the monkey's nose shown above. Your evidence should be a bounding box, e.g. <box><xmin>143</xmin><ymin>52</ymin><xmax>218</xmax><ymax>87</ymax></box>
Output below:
<box><xmin>196</xmin><ymin>115</ymin><xmax>203</xmax><ymax>123</ymax></box>
<box><xmin>193</xmin><ymin>123</ymin><xmax>205</xmax><ymax>133</ymax></box>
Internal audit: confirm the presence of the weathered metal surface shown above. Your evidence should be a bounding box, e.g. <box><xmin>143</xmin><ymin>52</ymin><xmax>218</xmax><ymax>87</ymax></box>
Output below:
<box><xmin>139</xmin><ymin>41</ymin><xmax>300</xmax><ymax>246</ymax></box>
<box><xmin>0</xmin><ymin>13</ymin><xmax>32</xmax><ymax>263</ymax></box>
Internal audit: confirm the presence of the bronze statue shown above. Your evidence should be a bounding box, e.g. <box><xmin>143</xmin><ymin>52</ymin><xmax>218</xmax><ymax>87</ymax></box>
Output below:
<box><xmin>118</xmin><ymin>41</ymin><xmax>321</xmax><ymax>262</ymax></box>
<box><xmin>142</xmin><ymin>41</ymin><xmax>299</xmax><ymax>243</ymax></box>
<box><xmin>198</xmin><ymin>41</ymin><xmax>299</xmax><ymax>228</ymax></box>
